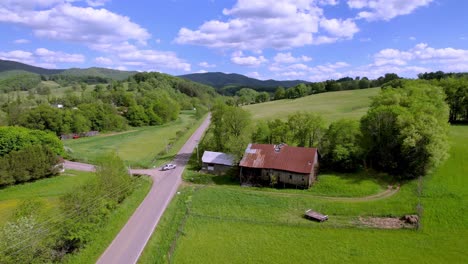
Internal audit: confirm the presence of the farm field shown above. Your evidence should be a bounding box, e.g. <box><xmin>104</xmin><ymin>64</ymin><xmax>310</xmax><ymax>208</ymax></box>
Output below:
<box><xmin>64</xmin><ymin>111</ymin><xmax>203</xmax><ymax>168</ymax></box>
<box><xmin>139</xmin><ymin>125</ymin><xmax>468</xmax><ymax>263</ymax></box>
<box><xmin>243</xmin><ymin>88</ymin><xmax>380</xmax><ymax>122</ymax></box>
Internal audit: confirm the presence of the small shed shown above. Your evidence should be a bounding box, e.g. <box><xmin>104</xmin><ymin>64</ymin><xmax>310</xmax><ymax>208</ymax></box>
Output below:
<box><xmin>304</xmin><ymin>209</ymin><xmax>328</xmax><ymax>222</ymax></box>
<box><xmin>201</xmin><ymin>151</ymin><xmax>235</xmax><ymax>175</ymax></box>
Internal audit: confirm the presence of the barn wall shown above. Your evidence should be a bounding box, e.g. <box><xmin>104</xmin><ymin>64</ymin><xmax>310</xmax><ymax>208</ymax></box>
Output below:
<box><xmin>262</xmin><ymin>169</ymin><xmax>310</xmax><ymax>188</ymax></box>
<box><xmin>202</xmin><ymin>162</ymin><xmax>232</xmax><ymax>175</ymax></box>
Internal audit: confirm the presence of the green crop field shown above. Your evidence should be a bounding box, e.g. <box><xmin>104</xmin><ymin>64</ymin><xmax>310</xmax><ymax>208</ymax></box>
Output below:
<box><xmin>243</xmin><ymin>88</ymin><xmax>380</xmax><ymax>122</ymax></box>
<box><xmin>64</xmin><ymin>111</ymin><xmax>204</xmax><ymax>168</ymax></box>
<box><xmin>139</xmin><ymin>125</ymin><xmax>468</xmax><ymax>263</ymax></box>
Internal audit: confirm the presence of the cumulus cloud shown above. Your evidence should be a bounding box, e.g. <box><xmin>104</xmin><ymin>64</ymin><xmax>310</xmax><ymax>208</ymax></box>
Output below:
<box><xmin>0</xmin><ymin>1</ymin><xmax>191</xmax><ymax>73</ymax></box>
<box><xmin>199</xmin><ymin>61</ymin><xmax>216</xmax><ymax>68</ymax></box>
<box><xmin>0</xmin><ymin>48</ymin><xmax>85</xmax><ymax>68</ymax></box>
<box><xmin>0</xmin><ymin>50</ymin><xmax>34</xmax><ymax>64</ymax></box>
<box><xmin>90</xmin><ymin>42</ymin><xmax>191</xmax><ymax>71</ymax></box>
<box><xmin>273</xmin><ymin>52</ymin><xmax>312</xmax><ymax>63</ymax></box>
<box><xmin>86</xmin><ymin>0</ymin><xmax>110</xmax><ymax>7</ymax></box>
<box><xmin>14</xmin><ymin>38</ymin><xmax>30</xmax><ymax>44</ymax></box>
<box><xmin>347</xmin><ymin>0</ymin><xmax>433</xmax><ymax>21</ymax></box>
<box><xmin>319</xmin><ymin>18</ymin><xmax>359</xmax><ymax>38</ymax></box>
<box><xmin>373</xmin><ymin>43</ymin><xmax>468</xmax><ymax>67</ymax></box>
<box><xmin>231</xmin><ymin>51</ymin><xmax>267</xmax><ymax>66</ymax></box>
<box><xmin>175</xmin><ymin>0</ymin><xmax>359</xmax><ymax>51</ymax></box>
<box><xmin>35</xmin><ymin>48</ymin><xmax>85</xmax><ymax>63</ymax></box>
<box><xmin>95</xmin><ymin>56</ymin><xmax>113</xmax><ymax>65</ymax></box>
<box><xmin>0</xmin><ymin>2</ymin><xmax>150</xmax><ymax>45</ymax></box>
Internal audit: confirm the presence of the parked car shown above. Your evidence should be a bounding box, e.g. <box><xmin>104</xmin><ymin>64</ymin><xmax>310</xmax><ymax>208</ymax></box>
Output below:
<box><xmin>162</xmin><ymin>163</ymin><xmax>176</xmax><ymax>170</ymax></box>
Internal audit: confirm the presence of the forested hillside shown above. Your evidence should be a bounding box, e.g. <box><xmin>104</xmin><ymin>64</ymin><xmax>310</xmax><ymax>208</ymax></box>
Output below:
<box><xmin>0</xmin><ymin>72</ymin><xmax>217</xmax><ymax>136</ymax></box>
<box><xmin>179</xmin><ymin>72</ymin><xmax>306</xmax><ymax>94</ymax></box>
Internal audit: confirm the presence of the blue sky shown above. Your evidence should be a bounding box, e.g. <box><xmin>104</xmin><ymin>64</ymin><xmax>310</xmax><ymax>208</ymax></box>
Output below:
<box><xmin>0</xmin><ymin>0</ymin><xmax>467</xmax><ymax>81</ymax></box>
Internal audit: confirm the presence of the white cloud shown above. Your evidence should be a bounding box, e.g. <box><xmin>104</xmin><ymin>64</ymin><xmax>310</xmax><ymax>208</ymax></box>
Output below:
<box><xmin>0</xmin><ymin>1</ymin><xmax>150</xmax><ymax>46</ymax></box>
<box><xmin>35</xmin><ymin>48</ymin><xmax>85</xmax><ymax>63</ymax></box>
<box><xmin>273</xmin><ymin>52</ymin><xmax>312</xmax><ymax>63</ymax></box>
<box><xmin>0</xmin><ymin>50</ymin><xmax>34</xmax><ymax>64</ymax></box>
<box><xmin>319</xmin><ymin>18</ymin><xmax>359</xmax><ymax>38</ymax></box>
<box><xmin>409</xmin><ymin>36</ymin><xmax>416</xmax><ymax>41</ymax></box>
<box><xmin>373</xmin><ymin>43</ymin><xmax>468</xmax><ymax>67</ymax></box>
<box><xmin>231</xmin><ymin>51</ymin><xmax>267</xmax><ymax>66</ymax></box>
<box><xmin>347</xmin><ymin>0</ymin><xmax>433</xmax><ymax>21</ymax></box>
<box><xmin>91</xmin><ymin>42</ymin><xmax>191</xmax><ymax>71</ymax></box>
<box><xmin>175</xmin><ymin>0</ymin><xmax>359</xmax><ymax>51</ymax></box>
<box><xmin>14</xmin><ymin>39</ymin><xmax>30</xmax><ymax>44</ymax></box>
<box><xmin>199</xmin><ymin>61</ymin><xmax>216</xmax><ymax>68</ymax></box>
<box><xmin>0</xmin><ymin>48</ymin><xmax>84</xmax><ymax>68</ymax></box>
<box><xmin>95</xmin><ymin>56</ymin><xmax>113</xmax><ymax>65</ymax></box>
<box><xmin>86</xmin><ymin>0</ymin><xmax>110</xmax><ymax>7</ymax></box>
<box><xmin>246</xmin><ymin>71</ymin><xmax>263</xmax><ymax>79</ymax></box>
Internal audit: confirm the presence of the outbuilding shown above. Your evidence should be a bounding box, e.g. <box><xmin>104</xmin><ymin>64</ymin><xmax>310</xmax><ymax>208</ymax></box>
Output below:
<box><xmin>201</xmin><ymin>151</ymin><xmax>235</xmax><ymax>175</ymax></box>
<box><xmin>239</xmin><ymin>143</ymin><xmax>319</xmax><ymax>188</ymax></box>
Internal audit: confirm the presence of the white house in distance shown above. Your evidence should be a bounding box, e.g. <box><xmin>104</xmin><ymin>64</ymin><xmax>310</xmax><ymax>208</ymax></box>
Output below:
<box><xmin>201</xmin><ymin>151</ymin><xmax>235</xmax><ymax>175</ymax></box>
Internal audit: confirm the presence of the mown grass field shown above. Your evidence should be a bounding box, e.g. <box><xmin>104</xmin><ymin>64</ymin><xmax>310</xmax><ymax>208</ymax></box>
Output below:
<box><xmin>64</xmin><ymin>111</ymin><xmax>203</xmax><ymax>168</ymax></box>
<box><xmin>243</xmin><ymin>88</ymin><xmax>380</xmax><ymax>122</ymax></box>
<box><xmin>139</xmin><ymin>126</ymin><xmax>467</xmax><ymax>263</ymax></box>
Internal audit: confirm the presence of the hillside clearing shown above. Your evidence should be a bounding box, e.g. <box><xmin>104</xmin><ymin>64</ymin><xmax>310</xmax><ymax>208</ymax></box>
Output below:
<box><xmin>243</xmin><ymin>88</ymin><xmax>380</xmax><ymax>122</ymax></box>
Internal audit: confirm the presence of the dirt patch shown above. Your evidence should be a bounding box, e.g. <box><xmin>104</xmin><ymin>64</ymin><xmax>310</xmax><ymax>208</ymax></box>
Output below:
<box><xmin>359</xmin><ymin>216</ymin><xmax>416</xmax><ymax>229</ymax></box>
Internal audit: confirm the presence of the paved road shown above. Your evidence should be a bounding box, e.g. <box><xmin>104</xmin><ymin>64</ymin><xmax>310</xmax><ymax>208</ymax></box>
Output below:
<box><xmin>65</xmin><ymin>115</ymin><xmax>211</xmax><ymax>264</ymax></box>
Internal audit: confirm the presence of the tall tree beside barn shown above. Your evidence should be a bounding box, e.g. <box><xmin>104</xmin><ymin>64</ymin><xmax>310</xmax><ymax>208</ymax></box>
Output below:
<box><xmin>211</xmin><ymin>102</ymin><xmax>252</xmax><ymax>159</ymax></box>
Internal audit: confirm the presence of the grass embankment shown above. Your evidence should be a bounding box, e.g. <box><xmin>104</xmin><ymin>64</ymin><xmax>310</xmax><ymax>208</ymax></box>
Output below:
<box><xmin>139</xmin><ymin>126</ymin><xmax>467</xmax><ymax>263</ymax></box>
<box><xmin>243</xmin><ymin>88</ymin><xmax>380</xmax><ymax>122</ymax></box>
<box><xmin>0</xmin><ymin>170</ymin><xmax>152</xmax><ymax>263</ymax></box>
<box><xmin>65</xmin><ymin>176</ymin><xmax>152</xmax><ymax>264</ymax></box>
<box><xmin>65</xmin><ymin>111</ymin><xmax>204</xmax><ymax>168</ymax></box>
<box><xmin>0</xmin><ymin>171</ymin><xmax>94</xmax><ymax>225</ymax></box>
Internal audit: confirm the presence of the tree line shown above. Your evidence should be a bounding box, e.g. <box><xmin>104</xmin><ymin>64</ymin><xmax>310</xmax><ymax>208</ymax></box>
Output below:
<box><xmin>204</xmin><ymin>79</ymin><xmax>450</xmax><ymax>180</ymax></box>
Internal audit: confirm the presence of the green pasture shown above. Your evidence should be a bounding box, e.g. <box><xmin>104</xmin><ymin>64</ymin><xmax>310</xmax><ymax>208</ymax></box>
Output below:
<box><xmin>65</xmin><ymin>111</ymin><xmax>203</xmax><ymax>168</ymax></box>
<box><xmin>139</xmin><ymin>126</ymin><xmax>468</xmax><ymax>263</ymax></box>
<box><xmin>243</xmin><ymin>88</ymin><xmax>380</xmax><ymax>122</ymax></box>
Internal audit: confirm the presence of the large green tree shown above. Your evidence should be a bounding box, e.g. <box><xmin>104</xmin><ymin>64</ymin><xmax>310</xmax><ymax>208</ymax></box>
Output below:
<box><xmin>360</xmin><ymin>80</ymin><xmax>449</xmax><ymax>179</ymax></box>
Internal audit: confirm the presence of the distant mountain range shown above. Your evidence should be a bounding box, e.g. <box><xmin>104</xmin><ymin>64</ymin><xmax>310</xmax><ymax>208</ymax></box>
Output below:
<box><xmin>0</xmin><ymin>59</ymin><xmax>136</xmax><ymax>81</ymax></box>
<box><xmin>0</xmin><ymin>60</ymin><xmax>307</xmax><ymax>92</ymax></box>
<box><xmin>179</xmin><ymin>72</ymin><xmax>307</xmax><ymax>94</ymax></box>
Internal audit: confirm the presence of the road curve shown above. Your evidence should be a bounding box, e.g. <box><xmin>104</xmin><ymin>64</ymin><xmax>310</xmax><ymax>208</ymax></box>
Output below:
<box><xmin>66</xmin><ymin>114</ymin><xmax>211</xmax><ymax>264</ymax></box>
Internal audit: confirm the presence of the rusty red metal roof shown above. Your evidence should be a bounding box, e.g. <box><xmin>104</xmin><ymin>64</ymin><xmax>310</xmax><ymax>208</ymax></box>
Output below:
<box><xmin>239</xmin><ymin>143</ymin><xmax>318</xmax><ymax>174</ymax></box>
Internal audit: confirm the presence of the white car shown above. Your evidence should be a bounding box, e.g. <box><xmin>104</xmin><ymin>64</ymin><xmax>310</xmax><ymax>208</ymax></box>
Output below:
<box><xmin>162</xmin><ymin>163</ymin><xmax>176</xmax><ymax>171</ymax></box>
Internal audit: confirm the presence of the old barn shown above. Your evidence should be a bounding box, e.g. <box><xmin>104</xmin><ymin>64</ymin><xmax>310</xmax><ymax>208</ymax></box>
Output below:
<box><xmin>239</xmin><ymin>143</ymin><xmax>319</xmax><ymax>188</ymax></box>
<box><xmin>201</xmin><ymin>151</ymin><xmax>235</xmax><ymax>175</ymax></box>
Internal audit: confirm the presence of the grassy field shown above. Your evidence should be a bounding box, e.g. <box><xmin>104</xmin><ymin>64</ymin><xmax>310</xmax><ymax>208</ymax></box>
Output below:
<box><xmin>139</xmin><ymin>125</ymin><xmax>467</xmax><ymax>263</ymax></box>
<box><xmin>0</xmin><ymin>170</ymin><xmax>94</xmax><ymax>225</ymax></box>
<box><xmin>65</xmin><ymin>111</ymin><xmax>204</xmax><ymax>168</ymax></box>
<box><xmin>243</xmin><ymin>88</ymin><xmax>380</xmax><ymax>122</ymax></box>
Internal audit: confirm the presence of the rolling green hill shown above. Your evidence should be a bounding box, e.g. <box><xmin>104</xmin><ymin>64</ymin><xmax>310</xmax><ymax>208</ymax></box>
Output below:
<box><xmin>243</xmin><ymin>87</ymin><xmax>380</xmax><ymax>122</ymax></box>
<box><xmin>0</xmin><ymin>59</ymin><xmax>136</xmax><ymax>81</ymax></box>
<box><xmin>60</xmin><ymin>67</ymin><xmax>137</xmax><ymax>81</ymax></box>
<box><xmin>0</xmin><ymin>59</ymin><xmax>63</xmax><ymax>75</ymax></box>
<box><xmin>179</xmin><ymin>72</ymin><xmax>306</xmax><ymax>94</ymax></box>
